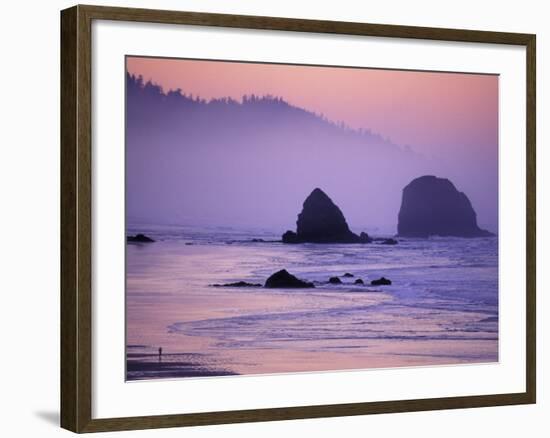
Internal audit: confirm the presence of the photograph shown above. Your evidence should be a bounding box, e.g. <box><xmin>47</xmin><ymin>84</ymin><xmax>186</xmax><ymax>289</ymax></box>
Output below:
<box><xmin>125</xmin><ymin>56</ymin><xmax>499</xmax><ymax>381</ymax></box>
<box><xmin>1</xmin><ymin>0</ymin><xmax>542</xmax><ymax>435</ymax></box>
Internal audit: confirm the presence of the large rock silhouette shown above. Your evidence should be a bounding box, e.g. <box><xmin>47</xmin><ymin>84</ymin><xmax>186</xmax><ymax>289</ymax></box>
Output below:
<box><xmin>397</xmin><ymin>176</ymin><xmax>493</xmax><ymax>238</ymax></box>
<box><xmin>282</xmin><ymin>188</ymin><xmax>369</xmax><ymax>243</ymax></box>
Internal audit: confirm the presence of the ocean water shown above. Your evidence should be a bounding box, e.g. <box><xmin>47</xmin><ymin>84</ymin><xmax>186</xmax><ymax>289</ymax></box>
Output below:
<box><xmin>126</xmin><ymin>224</ymin><xmax>498</xmax><ymax>380</ymax></box>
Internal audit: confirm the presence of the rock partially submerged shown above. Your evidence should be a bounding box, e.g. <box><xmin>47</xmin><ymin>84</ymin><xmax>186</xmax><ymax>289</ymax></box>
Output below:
<box><xmin>264</xmin><ymin>269</ymin><xmax>315</xmax><ymax>289</ymax></box>
<box><xmin>359</xmin><ymin>232</ymin><xmax>373</xmax><ymax>243</ymax></box>
<box><xmin>397</xmin><ymin>176</ymin><xmax>494</xmax><ymax>238</ymax></box>
<box><xmin>212</xmin><ymin>281</ymin><xmax>262</xmax><ymax>288</ymax></box>
<box><xmin>342</xmin><ymin>273</ymin><xmax>354</xmax><ymax>278</ymax></box>
<box><xmin>354</xmin><ymin>278</ymin><xmax>364</xmax><ymax>285</ymax></box>
<box><xmin>370</xmin><ymin>277</ymin><xmax>392</xmax><ymax>286</ymax></box>
<box><xmin>379</xmin><ymin>238</ymin><xmax>398</xmax><ymax>245</ymax></box>
<box><xmin>281</xmin><ymin>230</ymin><xmax>299</xmax><ymax>243</ymax></box>
<box><xmin>328</xmin><ymin>277</ymin><xmax>343</xmax><ymax>284</ymax></box>
<box><xmin>282</xmin><ymin>188</ymin><xmax>370</xmax><ymax>243</ymax></box>
<box><xmin>127</xmin><ymin>233</ymin><xmax>155</xmax><ymax>243</ymax></box>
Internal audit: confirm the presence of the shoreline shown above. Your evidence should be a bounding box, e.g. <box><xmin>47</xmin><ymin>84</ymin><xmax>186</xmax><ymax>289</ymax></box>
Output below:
<box><xmin>126</xmin><ymin>234</ymin><xmax>498</xmax><ymax>381</ymax></box>
<box><xmin>126</xmin><ymin>352</ymin><xmax>238</xmax><ymax>380</ymax></box>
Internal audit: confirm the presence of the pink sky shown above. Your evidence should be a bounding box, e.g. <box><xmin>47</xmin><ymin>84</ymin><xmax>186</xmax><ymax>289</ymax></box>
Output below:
<box><xmin>126</xmin><ymin>56</ymin><xmax>498</xmax><ymax>158</ymax></box>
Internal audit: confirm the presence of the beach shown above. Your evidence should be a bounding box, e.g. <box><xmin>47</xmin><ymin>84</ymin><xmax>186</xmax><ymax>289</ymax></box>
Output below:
<box><xmin>125</xmin><ymin>225</ymin><xmax>498</xmax><ymax>381</ymax></box>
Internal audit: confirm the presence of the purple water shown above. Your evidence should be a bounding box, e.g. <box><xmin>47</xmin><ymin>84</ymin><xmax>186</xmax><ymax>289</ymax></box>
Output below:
<box><xmin>126</xmin><ymin>224</ymin><xmax>498</xmax><ymax>380</ymax></box>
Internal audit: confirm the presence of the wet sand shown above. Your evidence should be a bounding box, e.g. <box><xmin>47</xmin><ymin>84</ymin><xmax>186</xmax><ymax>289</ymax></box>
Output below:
<box><xmin>126</xmin><ymin>236</ymin><xmax>498</xmax><ymax>380</ymax></box>
<box><xmin>127</xmin><ymin>350</ymin><xmax>237</xmax><ymax>380</ymax></box>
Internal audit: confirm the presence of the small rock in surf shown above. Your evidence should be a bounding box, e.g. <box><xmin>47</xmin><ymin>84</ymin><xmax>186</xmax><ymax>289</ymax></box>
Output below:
<box><xmin>264</xmin><ymin>269</ymin><xmax>315</xmax><ymax>288</ymax></box>
<box><xmin>127</xmin><ymin>233</ymin><xmax>155</xmax><ymax>243</ymax></box>
<box><xmin>370</xmin><ymin>277</ymin><xmax>392</xmax><ymax>286</ymax></box>
<box><xmin>212</xmin><ymin>281</ymin><xmax>262</xmax><ymax>288</ymax></box>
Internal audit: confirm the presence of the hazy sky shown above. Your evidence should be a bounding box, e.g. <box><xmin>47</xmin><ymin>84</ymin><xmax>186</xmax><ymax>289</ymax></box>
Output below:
<box><xmin>126</xmin><ymin>56</ymin><xmax>499</xmax><ymax>233</ymax></box>
<box><xmin>127</xmin><ymin>56</ymin><xmax>498</xmax><ymax>159</ymax></box>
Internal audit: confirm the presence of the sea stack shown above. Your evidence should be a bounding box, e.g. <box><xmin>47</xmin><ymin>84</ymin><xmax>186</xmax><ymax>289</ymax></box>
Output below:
<box><xmin>397</xmin><ymin>176</ymin><xmax>494</xmax><ymax>238</ymax></box>
<box><xmin>282</xmin><ymin>188</ymin><xmax>370</xmax><ymax>243</ymax></box>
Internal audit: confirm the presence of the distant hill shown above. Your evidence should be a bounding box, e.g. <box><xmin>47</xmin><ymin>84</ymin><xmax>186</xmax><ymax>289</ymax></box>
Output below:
<box><xmin>125</xmin><ymin>73</ymin><xmax>431</xmax><ymax>231</ymax></box>
<box><xmin>126</xmin><ymin>73</ymin><xmax>403</xmax><ymax>149</ymax></box>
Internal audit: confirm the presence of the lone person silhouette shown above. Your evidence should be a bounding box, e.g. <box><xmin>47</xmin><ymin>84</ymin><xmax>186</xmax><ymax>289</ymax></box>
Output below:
<box><xmin>158</xmin><ymin>347</ymin><xmax>162</xmax><ymax>362</ymax></box>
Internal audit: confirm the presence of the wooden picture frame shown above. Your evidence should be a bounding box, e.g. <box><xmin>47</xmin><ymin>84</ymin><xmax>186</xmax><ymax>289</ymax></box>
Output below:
<box><xmin>61</xmin><ymin>4</ymin><xmax>536</xmax><ymax>433</ymax></box>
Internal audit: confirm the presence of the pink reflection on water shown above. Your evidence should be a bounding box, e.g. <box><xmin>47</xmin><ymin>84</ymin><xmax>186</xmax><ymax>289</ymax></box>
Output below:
<box><xmin>126</xmin><ymin>240</ymin><xmax>498</xmax><ymax>380</ymax></box>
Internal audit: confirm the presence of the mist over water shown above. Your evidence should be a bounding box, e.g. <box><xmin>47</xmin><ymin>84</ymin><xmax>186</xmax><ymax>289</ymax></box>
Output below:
<box><xmin>125</xmin><ymin>62</ymin><xmax>499</xmax><ymax>380</ymax></box>
<box><xmin>125</xmin><ymin>73</ymin><xmax>498</xmax><ymax>234</ymax></box>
